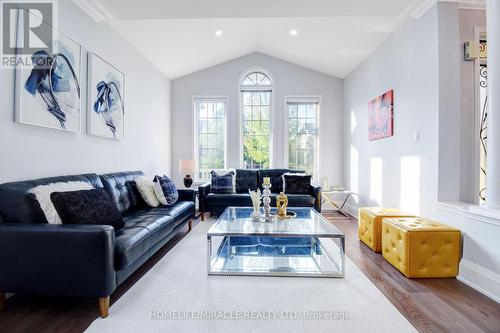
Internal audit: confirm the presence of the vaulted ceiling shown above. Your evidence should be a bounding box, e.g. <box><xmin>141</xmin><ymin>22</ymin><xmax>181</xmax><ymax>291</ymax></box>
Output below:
<box><xmin>74</xmin><ymin>0</ymin><xmax>442</xmax><ymax>79</ymax></box>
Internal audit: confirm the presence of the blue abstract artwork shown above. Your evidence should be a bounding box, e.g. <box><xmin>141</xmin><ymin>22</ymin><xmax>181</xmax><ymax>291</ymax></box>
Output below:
<box><xmin>16</xmin><ymin>30</ymin><xmax>81</xmax><ymax>132</ymax></box>
<box><xmin>87</xmin><ymin>53</ymin><xmax>125</xmax><ymax>140</ymax></box>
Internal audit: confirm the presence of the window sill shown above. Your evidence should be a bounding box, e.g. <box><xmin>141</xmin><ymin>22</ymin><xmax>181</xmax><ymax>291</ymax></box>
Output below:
<box><xmin>438</xmin><ymin>201</ymin><xmax>500</xmax><ymax>227</ymax></box>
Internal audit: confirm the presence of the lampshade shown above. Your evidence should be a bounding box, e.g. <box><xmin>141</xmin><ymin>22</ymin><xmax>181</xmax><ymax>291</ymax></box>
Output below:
<box><xmin>178</xmin><ymin>159</ymin><xmax>196</xmax><ymax>175</ymax></box>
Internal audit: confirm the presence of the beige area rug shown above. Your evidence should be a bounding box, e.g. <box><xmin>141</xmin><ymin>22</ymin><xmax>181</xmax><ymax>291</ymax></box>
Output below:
<box><xmin>85</xmin><ymin>220</ymin><xmax>417</xmax><ymax>333</ymax></box>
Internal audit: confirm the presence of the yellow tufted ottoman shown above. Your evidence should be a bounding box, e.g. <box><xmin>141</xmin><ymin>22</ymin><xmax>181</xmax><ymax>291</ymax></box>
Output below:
<box><xmin>358</xmin><ymin>207</ymin><xmax>415</xmax><ymax>252</ymax></box>
<box><xmin>382</xmin><ymin>218</ymin><xmax>461</xmax><ymax>278</ymax></box>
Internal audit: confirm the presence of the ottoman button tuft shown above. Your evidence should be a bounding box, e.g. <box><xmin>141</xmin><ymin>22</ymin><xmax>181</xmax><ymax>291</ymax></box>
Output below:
<box><xmin>421</xmin><ymin>241</ymin><xmax>426</xmax><ymax>246</ymax></box>
<box><xmin>432</xmin><ymin>252</ymin><xmax>437</xmax><ymax>257</ymax></box>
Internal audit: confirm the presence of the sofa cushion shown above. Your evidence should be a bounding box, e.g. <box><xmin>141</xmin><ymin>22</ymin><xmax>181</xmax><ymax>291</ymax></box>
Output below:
<box><xmin>0</xmin><ymin>173</ymin><xmax>103</xmax><ymax>224</ymax></box>
<box><xmin>127</xmin><ymin>201</ymin><xmax>195</xmax><ymax>222</ymax></box>
<box><xmin>100</xmin><ymin>171</ymin><xmax>146</xmax><ymax>214</ymax></box>
<box><xmin>51</xmin><ymin>188</ymin><xmax>124</xmax><ymax>230</ymax></box>
<box><xmin>283</xmin><ymin>173</ymin><xmax>312</xmax><ymax>194</ymax></box>
<box><xmin>205</xmin><ymin>193</ymin><xmax>314</xmax><ymax>208</ymax></box>
<box><xmin>153</xmin><ymin>175</ymin><xmax>178</xmax><ymax>206</ymax></box>
<box><xmin>115</xmin><ymin>202</ymin><xmax>194</xmax><ymax>270</ymax></box>
<box><xmin>29</xmin><ymin>181</ymin><xmax>94</xmax><ymax>224</ymax></box>
<box><xmin>235</xmin><ymin>169</ymin><xmax>259</xmax><ymax>193</ymax></box>
<box><xmin>258</xmin><ymin>169</ymin><xmax>303</xmax><ymax>193</ymax></box>
<box><xmin>206</xmin><ymin>193</ymin><xmax>253</xmax><ymax>206</ymax></box>
<box><xmin>115</xmin><ymin>213</ymin><xmax>175</xmax><ymax>270</ymax></box>
<box><xmin>210</xmin><ymin>170</ymin><xmax>235</xmax><ymax>194</ymax></box>
<box><xmin>134</xmin><ymin>176</ymin><xmax>160</xmax><ymax>207</ymax></box>
<box><xmin>163</xmin><ymin>201</ymin><xmax>195</xmax><ymax>221</ymax></box>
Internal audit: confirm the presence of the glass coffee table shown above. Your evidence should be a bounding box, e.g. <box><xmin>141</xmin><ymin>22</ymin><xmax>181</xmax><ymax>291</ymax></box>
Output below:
<box><xmin>207</xmin><ymin>207</ymin><xmax>345</xmax><ymax>278</ymax></box>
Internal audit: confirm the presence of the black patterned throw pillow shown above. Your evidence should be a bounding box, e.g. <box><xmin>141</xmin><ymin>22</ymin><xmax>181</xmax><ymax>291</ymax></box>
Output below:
<box><xmin>50</xmin><ymin>188</ymin><xmax>124</xmax><ymax>230</ymax></box>
<box><xmin>282</xmin><ymin>173</ymin><xmax>312</xmax><ymax>195</ymax></box>
<box><xmin>153</xmin><ymin>175</ymin><xmax>179</xmax><ymax>205</ymax></box>
<box><xmin>210</xmin><ymin>170</ymin><xmax>235</xmax><ymax>194</ymax></box>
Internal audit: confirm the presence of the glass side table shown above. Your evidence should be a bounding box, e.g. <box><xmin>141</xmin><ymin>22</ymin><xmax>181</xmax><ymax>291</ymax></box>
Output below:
<box><xmin>321</xmin><ymin>190</ymin><xmax>351</xmax><ymax>217</ymax></box>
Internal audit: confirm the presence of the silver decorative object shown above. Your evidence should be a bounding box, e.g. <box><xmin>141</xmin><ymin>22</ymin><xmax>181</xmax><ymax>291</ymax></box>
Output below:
<box><xmin>262</xmin><ymin>182</ymin><xmax>274</xmax><ymax>222</ymax></box>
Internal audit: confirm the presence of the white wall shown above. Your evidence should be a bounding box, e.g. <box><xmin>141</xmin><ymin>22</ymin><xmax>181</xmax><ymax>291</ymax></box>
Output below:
<box><xmin>0</xmin><ymin>1</ymin><xmax>172</xmax><ymax>183</ymax></box>
<box><xmin>343</xmin><ymin>5</ymin><xmax>440</xmax><ymax>216</ymax></box>
<box><xmin>343</xmin><ymin>3</ymin><xmax>500</xmax><ymax>302</ymax></box>
<box><xmin>171</xmin><ymin>52</ymin><xmax>343</xmax><ymax>185</ymax></box>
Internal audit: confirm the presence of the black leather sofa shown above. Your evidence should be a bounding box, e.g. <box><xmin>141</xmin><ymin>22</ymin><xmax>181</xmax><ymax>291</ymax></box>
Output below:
<box><xmin>199</xmin><ymin>169</ymin><xmax>322</xmax><ymax>220</ymax></box>
<box><xmin>0</xmin><ymin>171</ymin><xmax>195</xmax><ymax>318</ymax></box>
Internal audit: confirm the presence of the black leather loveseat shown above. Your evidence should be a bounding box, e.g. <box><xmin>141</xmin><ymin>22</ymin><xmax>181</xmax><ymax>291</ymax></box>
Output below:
<box><xmin>199</xmin><ymin>169</ymin><xmax>322</xmax><ymax>220</ymax></box>
<box><xmin>0</xmin><ymin>171</ymin><xmax>195</xmax><ymax>318</ymax></box>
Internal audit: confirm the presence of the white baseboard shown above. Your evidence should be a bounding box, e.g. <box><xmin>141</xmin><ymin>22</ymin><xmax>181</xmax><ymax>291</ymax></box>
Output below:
<box><xmin>458</xmin><ymin>259</ymin><xmax>500</xmax><ymax>303</ymax></box>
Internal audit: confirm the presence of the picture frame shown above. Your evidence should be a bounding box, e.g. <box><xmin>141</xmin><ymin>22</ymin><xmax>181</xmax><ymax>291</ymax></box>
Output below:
<box><xmin>368</xmin><ymin>89</ymin><xmax>394</xmax><ymax>141</ymax></box>
<box><xmin>14</xmin><ymin>11</ymin><xmax>82</xmax><ymax>132</ymax></box>
<box><xmin>87</xmin><ymin>52</ymin><xmax>125</xmax><ymax>140</ymax></box>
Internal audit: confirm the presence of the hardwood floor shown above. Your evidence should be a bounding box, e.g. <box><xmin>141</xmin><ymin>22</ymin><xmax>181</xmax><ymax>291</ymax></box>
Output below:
<box><xmin>0</xmin><ymin>214</ymin><xmax>499</xmax><ymax>333</ymax></box>
<box><xmin>322</xmin><ymin>211</ymin><xmax>500</xmax><ymax>333</ymax></box>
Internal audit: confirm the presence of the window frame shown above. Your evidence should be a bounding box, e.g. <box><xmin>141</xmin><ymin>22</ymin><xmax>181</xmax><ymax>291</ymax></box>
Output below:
<box><xmin>238</xmin><ymin>67</ymin><xmax>274</xmax><ymax>169</ymax></box>
<box><xmin>284</xmin><ymin>95</ymin><xmax>322</xmax><ymax>180</ymax></box>
<box><xmin>192</xmin><ymin>95</ymin><xmax>229</xmax><ymax>182</ymax></box>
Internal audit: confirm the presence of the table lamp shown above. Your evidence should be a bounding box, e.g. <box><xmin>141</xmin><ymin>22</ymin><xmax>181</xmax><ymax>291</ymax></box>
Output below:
<box><xmin>179</xmin><ymin>159</ymin><xmax>196</xmax><ymax>188</ymax></box>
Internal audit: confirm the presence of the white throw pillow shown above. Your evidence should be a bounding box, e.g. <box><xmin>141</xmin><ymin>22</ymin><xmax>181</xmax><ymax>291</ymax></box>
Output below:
<box><xmin>29</xmin><ymin>181</ymin><xmax>94</xmax><ymax>224</ymax></box>
<box><xmin>212</xmin><ymin>168</ymin><xmax>236</xmax><ymax>192</ymax></box>
<box><xmin>135</xmin><ymin>176</ymin><xmax>160</xmax><ymax>207</ymax></box>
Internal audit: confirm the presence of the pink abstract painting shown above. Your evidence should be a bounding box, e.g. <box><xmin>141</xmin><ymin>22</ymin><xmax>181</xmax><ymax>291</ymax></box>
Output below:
<box><xmin>368</xmin><ymin>89</ymin><xmax>394</xmax><ymax>141</ymax></box>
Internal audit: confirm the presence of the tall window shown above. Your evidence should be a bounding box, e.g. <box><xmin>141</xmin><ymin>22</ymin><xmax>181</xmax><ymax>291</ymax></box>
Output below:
<box><xmin>287</xmin><ymin>98</ymin><xmax>320</xmax><ymax>177</ymax></box>
<box><xmin>240</xmin><ymin>70</ymin><xmax>272</xmax><ymax>169</ymax></box>
<box><xmin>194</xmin><ymin>98</ymin><xmax>226</xmax><ymax>180</ymax></box>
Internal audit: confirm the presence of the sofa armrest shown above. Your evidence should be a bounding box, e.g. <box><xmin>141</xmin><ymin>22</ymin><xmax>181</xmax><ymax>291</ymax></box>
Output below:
<box><xmin>177</xmin><ymin>189</ymin><xmax>196</xmax><ymax>203</ymax></box>
<box><xmin>310</xmin><ymin>185</ymin><xmax>322</xmax><ymax>213</ymax></box>
<box><xmin>198</xmin><ymin>182</ymin><xmax>211</xmax><ymax>213</ymax></box>
<box><xmin>0</xmin><ymin>223</ymin><xmax>116</xmax><ymax>298</ymax></box>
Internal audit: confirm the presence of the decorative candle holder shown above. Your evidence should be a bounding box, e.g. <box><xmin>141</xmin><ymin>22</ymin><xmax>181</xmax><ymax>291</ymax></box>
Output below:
<box><xmin>262</xmin><ymin>183</ymin><xmax>274</xmax><ymax>222</ymax></box>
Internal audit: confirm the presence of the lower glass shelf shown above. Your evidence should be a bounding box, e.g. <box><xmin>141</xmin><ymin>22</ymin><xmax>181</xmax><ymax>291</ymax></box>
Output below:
<box><xmin>208</xmin><ymin>236</ymin><xmax>344</xmax><ymax>278</ymax></box>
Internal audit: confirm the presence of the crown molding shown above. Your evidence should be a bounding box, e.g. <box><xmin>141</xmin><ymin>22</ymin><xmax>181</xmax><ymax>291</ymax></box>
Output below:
<box><xmin>405</xmin><ymin>0</ymin><xmax>485</xmax><ymax>20</ymax></box>
<box><xmin>439</xmin><ymin>0</ymin><xmax>486</xmax><ymax>10</ymax></box>
<box><xmin>457</xmin><ymin>0</ymin><xmax>486</xmax><ymax>10</ymax></box>
<box><xmin>72</xmin><ymin>0</ymin><xmax>114</xmax><ymax>23</ymax></box>
<box><xmin>405</xmin><ymin>0</ymin><xmax>438</xmax><ymax>19</ymax></box>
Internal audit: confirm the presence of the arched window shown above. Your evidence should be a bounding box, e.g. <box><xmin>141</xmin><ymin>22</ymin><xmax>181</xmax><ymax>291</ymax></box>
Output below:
<box><xmin>240</xmin><ymin>69</ymin><xmax>273</xmax><ymax>169</ymax></box>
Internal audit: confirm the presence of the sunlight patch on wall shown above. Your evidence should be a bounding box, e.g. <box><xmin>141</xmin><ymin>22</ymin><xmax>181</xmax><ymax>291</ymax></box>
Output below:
<box><xmin>370</xmin><ymin>157</ymin><xmax>383</xmax><ymax>205</ymax></box>
<box><xmin>350</xmin><ymin>145</ymin><xmax>359</xmax><ymax>200</ymax></box>
<box><xmin>350</xmin><ymin>109</ymin><xmax>357</xmax><ymax>134</ymax></box>
<box><xmin>400</xmin><ymin>156</ymin><xmax>420</xmax><ymax>214</ymax></box>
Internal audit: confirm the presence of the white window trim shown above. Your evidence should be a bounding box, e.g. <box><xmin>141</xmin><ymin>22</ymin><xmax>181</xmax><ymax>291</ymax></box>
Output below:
<box><xmin>192</xmin><ymin>95</ymin><xmax>229</xmax><ymax>182</ymax></box>
<box><xmin>283</xmin><ymin>95</ymin><xmax>322</xmax><ymax>180</ymax></box>
<box><xmin>238</xmin><ymin>67</ymin><xmax>275</xmax><ymax>169</ymax></box>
